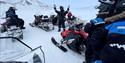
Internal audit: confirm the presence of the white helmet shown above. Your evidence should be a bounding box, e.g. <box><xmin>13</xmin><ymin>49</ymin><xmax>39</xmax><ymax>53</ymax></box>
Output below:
<box><xmin>99</xmin><ymin>0</ymin><xmax>115</xmax><ymax>4</ymax></box>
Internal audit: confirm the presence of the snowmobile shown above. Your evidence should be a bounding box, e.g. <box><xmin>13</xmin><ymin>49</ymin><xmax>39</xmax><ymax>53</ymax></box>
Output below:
<box><xmin>60</xmin><ymin>23</ymin><xmax>88</xmax><ymax>54</ymax></box>
<box><xmin>39</xmin><ymin>15</ymin><xmax>53</xmax><ymax>31</ymax></box>
<box><xmin>29</xmin><ymin>15</ymin><xmax>53</xmax><ymax>32</ymax></box>
<box><xmin>7</xmin><ymin>26</ymin><xmax>23</xmax><ymax>38</ymax></box>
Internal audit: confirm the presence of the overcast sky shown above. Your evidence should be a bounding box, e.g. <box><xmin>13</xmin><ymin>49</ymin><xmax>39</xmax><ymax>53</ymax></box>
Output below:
<box><xmin>43</xmin><ymin>0</ymin><xmax>99</xmax><ymax>9</ymax></box>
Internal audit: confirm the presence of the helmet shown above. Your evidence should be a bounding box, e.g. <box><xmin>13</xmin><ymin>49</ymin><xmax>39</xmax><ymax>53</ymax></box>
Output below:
<box><xmin>67</xmin><ymin>11</ymin><xmax>72</xmax><ymax>17</ymax></box>
<box><xmin>99</xmin><ymin>0</ymin><xmax>115</xmax><ymax>4</ymax></box>
<box><xmin>60</xmin><ymin>6</ymin><xmax>64</xmax><ymax>11</ymax></box>
<box><xmin>9</xmin><ymin>7</ymin><xmax>17</xmax><ymax>10</ymax></box>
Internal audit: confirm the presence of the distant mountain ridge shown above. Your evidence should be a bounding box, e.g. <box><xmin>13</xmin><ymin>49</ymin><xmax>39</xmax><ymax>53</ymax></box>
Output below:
<box><xmin>0</xmin><ymin>0</ymin><xmax>50</xmax><ymax>8</ymax></box>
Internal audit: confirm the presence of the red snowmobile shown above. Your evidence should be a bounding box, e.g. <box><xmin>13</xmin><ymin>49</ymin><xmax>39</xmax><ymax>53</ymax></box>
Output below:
<box><xmin>61</xmin><ymin>23</ymin><xmax>88</xmax><ymax>54</ymax></box>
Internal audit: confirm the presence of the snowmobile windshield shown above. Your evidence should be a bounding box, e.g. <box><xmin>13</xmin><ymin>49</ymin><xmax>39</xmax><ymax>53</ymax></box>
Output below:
<box><xmin>0</xmin><ymin>37</ymin><xmax>45</xmax><ymax>63</ymax></box>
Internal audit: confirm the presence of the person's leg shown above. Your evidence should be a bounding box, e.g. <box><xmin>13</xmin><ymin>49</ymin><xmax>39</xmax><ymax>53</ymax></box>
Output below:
<box><xmin>62</xmin><ymin>21</ymin><xmax>65</xmax><ymax>31</ymax></box>
<box><xmin>85</xmin><ymin>45</ymin><xmax>94</xmax><ymax>63</ymax></box>
<box><xmin>58</xmin><ymin>21</ymin><xmax>61</xmax><ymax>32</ymax></box>
<box><xmin>18</xmin><ymin>19</ymin><xmax>25</xmax><ymax>29</ymax></box>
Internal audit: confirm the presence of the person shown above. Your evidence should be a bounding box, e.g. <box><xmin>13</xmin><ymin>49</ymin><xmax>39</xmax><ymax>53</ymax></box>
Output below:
<box><xmin>67</xmin><ymin>11</ymin><xmax>73</xmax><ymax>20</ymax></box>
<box><xmin>66</xmin><ymin>11</ymin><xmax>76</xmax><ymax>27</ymax></box>
<box><xmin>99</xmin><ymin>0</ymin><xmax>125</xmax><ymax>63</ymax></box>
<box><xmin>1</xmin><ymin>7</ymin><xmax>25</xmax><ymax>33</ymax></box>
<box><xmin>54</xmin><ymin>4</ymin><xmax>70</xmax><ymax>32</ymax></box>
<box><xmin>5</xmin><ymin>15</ymin><xmax>25</xmax><ymax>28</ymax></box>
<box><xmin>50</xmin><ymin>15</ymin><xmax>58</xmax><ymax>30</ymax></box>
<box><xmin>84</xmin><ymin>0</ymin><xmax>116</xmax><ymax>63</ymax></box>
<box><xmin>14</xmin><ymin>15</ymin><xmax>25</xmax><ymax>29</ymax></box>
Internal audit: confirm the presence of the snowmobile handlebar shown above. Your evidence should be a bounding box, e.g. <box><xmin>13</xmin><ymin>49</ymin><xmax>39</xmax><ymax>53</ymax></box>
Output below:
<box><xmin>0</xmin><ymin>36</ymin><xmax>42</xmax><ymax>51</ymax></box>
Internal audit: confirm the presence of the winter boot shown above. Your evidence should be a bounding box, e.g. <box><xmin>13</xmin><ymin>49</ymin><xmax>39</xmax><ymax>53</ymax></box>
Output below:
<box><xmin>58</xmin><ymin>28</ymin><xmax>61</xmax><ymax>32</ymax></box>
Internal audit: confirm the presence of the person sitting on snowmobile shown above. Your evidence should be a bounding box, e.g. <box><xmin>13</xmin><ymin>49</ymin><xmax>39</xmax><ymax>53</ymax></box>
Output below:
<box><xmin>98</xmin><ymin>0</ymin><xmax>125</xmax><ymax>63</ymax></box>
<box><xmin>32</xmin><ymin>15</ymin><xmax>43</xmax><ymax>26</ymax></box>
<box><xmin>1</xmin><ymin>7</ymin><xmax>25</xmax><ymax>33</ymax></box>
<box><xmin>1</xmin><ymin>15</ymin><xmax>25</xmax><ymax>32</ymax></box>
<box><xmin>66</xmin><ymin>11</ymin><xmax>77</xmax><ymax>27</ymax></box>
<box><xmin>5</xmin><ymin>7</ymin><xmax>25</xmax><ymax>29</ymax></box>
<box><xmin>54</xmin><ymin>4</ymin><xmax>70</xmax><ymax>32</ymax></box>
<box><xmin>84</xmin><ymin>0</ymin><xmax>116</xmax><ymax>63</ymax></box>
<box><xmin>67</xmin><ymin>11</ymin><xmax>73</xmax><ymax>20</ymax></box>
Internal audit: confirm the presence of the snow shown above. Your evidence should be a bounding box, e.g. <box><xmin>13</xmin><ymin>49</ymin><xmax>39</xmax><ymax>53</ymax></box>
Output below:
<box><xmin>0</xmin><ymin>0</ymin><xmax>99</xmax><ymax>63</ymax></box>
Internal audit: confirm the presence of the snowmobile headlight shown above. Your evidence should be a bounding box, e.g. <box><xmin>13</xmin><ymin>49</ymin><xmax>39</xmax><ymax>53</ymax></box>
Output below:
<box><xmin>67</xmin><ymin>39</ymin><xmax>75</xmax><ymax>44</ymax></box>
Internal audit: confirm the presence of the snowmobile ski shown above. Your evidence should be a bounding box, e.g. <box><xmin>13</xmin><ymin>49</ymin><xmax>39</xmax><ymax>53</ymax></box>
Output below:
<box><xmin>29</xmin><ymin>23</ymin><xmax>35</xmax><ymax>27</ymax></box>
<box><xmin>51</xmin><ymin>37</ymin><xmax>68</xmax><ymax>52</ymax></box>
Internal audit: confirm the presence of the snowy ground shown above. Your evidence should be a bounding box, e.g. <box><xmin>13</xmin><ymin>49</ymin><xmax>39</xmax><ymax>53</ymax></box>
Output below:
<box><xmin>0</xmin><ymin>0</ymin><xmax>99</xmax><ymax>63</ymax></box>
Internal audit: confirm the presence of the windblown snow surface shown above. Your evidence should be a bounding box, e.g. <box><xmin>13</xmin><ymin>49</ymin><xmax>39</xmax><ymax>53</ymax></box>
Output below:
<box><xmin>0</xmin><ymin>0</ymin><xmax>99</xmax><ymax>63</ymax></box>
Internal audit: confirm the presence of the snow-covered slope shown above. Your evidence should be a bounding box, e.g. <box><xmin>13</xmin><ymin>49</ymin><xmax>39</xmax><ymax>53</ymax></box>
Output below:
<box><xmin>0</xmin><ymin>0</ymin><xmax>99</xmax><ymax>63</ymax></box>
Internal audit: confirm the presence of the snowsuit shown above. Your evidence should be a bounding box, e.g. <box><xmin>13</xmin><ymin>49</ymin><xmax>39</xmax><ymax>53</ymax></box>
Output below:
<box><xmin>100</xmin><ymin>0</ymin><xmax>125</xmax><ymax>63</ymax></box>
<box><xmin>54</xmin><ymin>6</ymin><xmax>69</xmax><ymax>31</ymax></box>
<box><xmin>15</xmin><ymin>17</ymin><xmax>25</xmax><ymax>29</ymax></box>
<box><xmin>84</xmin><ymin>18</ymin><xmax>108</xmax><ymax>63</ymax></box>
<box><xmin>3</xmin><ymin>15</ymin><xmax>24</xmax><ymax>30</ymax></box>
<box><xmin>5</xmin><ymin>7</ymin><xmax>18</xmax><ymax>28</ymax></box>
<box><xmin>84</xmin><ymin>1</ymin><xmax>115</xmax><ymax>63</ymax></box>
<box><xmin>67</xmin><ymin>12</ymin><xmax>72</xmax><ymax>20</ymax></box>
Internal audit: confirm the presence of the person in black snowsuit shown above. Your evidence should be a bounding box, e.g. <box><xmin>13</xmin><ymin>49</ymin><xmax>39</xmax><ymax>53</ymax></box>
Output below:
<box><xmin>99</xmin><ymin>0</ymin><xmax>125</xmax><ymax>63</ymax></box>
<box><xmin>4</xmin><ymin>15</ymin><xmax>25</xmax><ymax>29</ymax></box>
<box><xmin>13</xmin><ymin>15</ymin><xmax>25</xmax><ymax>29</ymax></box>
<box><xmin>54</xmin><ymin>5</ymin><xmax>69</xmax><ymax>32</ymax></box>
<box><xmin>6</xmin><ymin>7</ymin><xmax>25</xmax><ymax>29</ymax></box>
<box><xmin>1</xmin><ymin>7</ymin><xmax>25</xmax><ymax>33</ymax></box>
<box><xmin>84</xmin><ymin>0</ymin><xmax>116</xmax><ymax>63</ymax></box>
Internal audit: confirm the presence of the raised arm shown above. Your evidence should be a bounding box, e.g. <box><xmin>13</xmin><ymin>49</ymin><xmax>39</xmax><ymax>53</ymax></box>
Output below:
<box><xmin>65</xmin><ymin>5</ymin><xmax>70</xmax><ymax>14</ymax></box>
<box><xmin>54</xmin><ymin>4</ymin><xmax>59</xmax><ymax>13</ymax></box>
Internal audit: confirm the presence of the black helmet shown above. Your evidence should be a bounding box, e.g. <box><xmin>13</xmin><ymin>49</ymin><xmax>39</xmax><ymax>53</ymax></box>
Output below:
<box><xmin>9</xmin><ymin>7</ymin><xmax>16</xmax><ymax>10</ymax></box>
<box><xmin>60</xmin><ymin>6</ymin><xmax>64</xmax><ymax>11</ymax></box>
<box><xmin>99</xmin><ymin>0</ymin><xmax>115</xmax><ymax>4</ymax></box>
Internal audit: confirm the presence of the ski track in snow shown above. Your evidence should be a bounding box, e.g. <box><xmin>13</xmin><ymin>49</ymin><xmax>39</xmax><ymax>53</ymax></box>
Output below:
<box><xmin>0</xmin><ymin>0</ymin><xmax>98</xmax><ymax>63</ymax></box>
